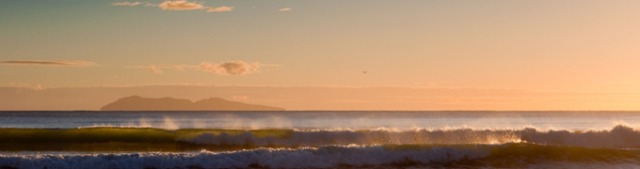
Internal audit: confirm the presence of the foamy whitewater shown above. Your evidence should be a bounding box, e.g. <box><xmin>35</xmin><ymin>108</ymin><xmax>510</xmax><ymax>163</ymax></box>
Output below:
<box><xmin>1</xmin><ymin>111</ymin><xmax>640</xmax><ymax>169</ymax></box>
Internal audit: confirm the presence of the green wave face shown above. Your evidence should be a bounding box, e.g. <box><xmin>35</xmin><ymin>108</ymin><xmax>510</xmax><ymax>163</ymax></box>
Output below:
<box><xmin>0</xmin><ymin>128</ymin><xmax>292</xmax><ymax>152</ymax></box>
<box><xmin>2</xmin><ymin>126</ymin><xmax>640</xmax><ymax>153</ymax></box>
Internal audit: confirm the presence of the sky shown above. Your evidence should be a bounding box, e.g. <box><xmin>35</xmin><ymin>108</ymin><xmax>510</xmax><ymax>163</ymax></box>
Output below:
<box><xmin>1</xmin><ymin>0</ymin><xmax>640</xmax><ymax>110</ymax></box>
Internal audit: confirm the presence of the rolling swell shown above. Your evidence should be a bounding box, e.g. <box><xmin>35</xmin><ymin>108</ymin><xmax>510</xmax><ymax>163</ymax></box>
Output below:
<box><xmin>1</xmin><ymin>125</ymin><xmax>640</xmax><ymax>151</ymax></box>
<box><xmin>185</xmin><ymin>125</ymin><xmax>640</xmax><ymax>148</ymax></box>
<box><xmin>2</xmin><ymin>126</ymin><xmax>640</xmax><ymax>168</ymax></box>
<box><xmin>1</xmin><ymin>144</ymin><xmax>639</xmax><ymax>169</ymax></box>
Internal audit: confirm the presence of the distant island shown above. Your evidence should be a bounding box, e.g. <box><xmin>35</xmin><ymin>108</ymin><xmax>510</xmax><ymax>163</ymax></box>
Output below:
<box><xmin>101</xmin><ymin>96</ymin><xmax>284</xmax><ymax>111</ymax></box>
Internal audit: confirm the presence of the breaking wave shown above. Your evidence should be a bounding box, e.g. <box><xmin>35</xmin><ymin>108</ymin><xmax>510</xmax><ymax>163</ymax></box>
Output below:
<box><xmin>1</xmin><ymin>144</ymin><xmax>639</xmax><ymax>169</ymax></box>
<box><xmin>3</xmin><ymin>126</ymin><xmax>640</xmax><ymax>168</ymax></box>
<box><xmin>185</xmin><ymin>125</ymin><xmax>640</xmax><ymax>148</ymax></box>
<box><xmin>2</xmin><ymin>125</ymin><xmax>640</xmax><ymax>151</ymax></box>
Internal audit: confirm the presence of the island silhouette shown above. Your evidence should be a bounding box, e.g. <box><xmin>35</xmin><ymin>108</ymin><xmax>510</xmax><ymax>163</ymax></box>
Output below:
<box><xmin>101</xmin><ymin>95</ymin><xmax>284</xmax><ymax>111</ymax></box>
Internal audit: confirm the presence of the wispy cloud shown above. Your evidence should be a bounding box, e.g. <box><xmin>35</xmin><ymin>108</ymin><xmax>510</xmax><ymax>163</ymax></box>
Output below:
<box><xmin>111</xmin><ymin>2</ymin><xmax>142</xmax><ymax>7</ymax></box>
<box><xmin>1</xmin><ymin>83</ymin><xmax>46</xmax><ymax>90</ymax></box>
<box><xmin>200</xmin><ymin>61</ymin><xmax>261</xmax><ymax>75</ymax></box>
<box><xmin>158</xmin><ymin>0</ymin><xmax>204</xmax><ymax>11</ymax></box>
<box><xmin>145</xmin><ymin>65</ymin><xmax>165</xmax><ymax>74</ymax></box>
<box><xmin>133</xmin><ymin>64</ymin><xmax>198</xmax><ymax>75</ymax></box>
<box><xmin>113</xmin><ymin>0</ymin><xmax>233</xmax><ymax>13</ymax></box>
<box><xmin>206</xmin><ymin>6</ymin><xmax>233</xmax><ymax>13</ymax></box>
<box><xmin>278</xmin><ymin>7</ymin><xmax>293</xmax><ymax>12</ymax></box>
<box><xmin>134</xmin><ymin>61</ymin><xmax>273</xmax><ymax>76</ymax></box>
<box><xmin>0</xmin><ymin>60</ymin><xmax>95</xmax><ymax>67</ymax></box>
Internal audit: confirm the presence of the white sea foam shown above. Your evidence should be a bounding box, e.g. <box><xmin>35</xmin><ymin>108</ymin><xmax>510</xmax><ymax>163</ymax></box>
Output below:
<box><xmin>0</xmin><ymin>146</ymin><xmax>487</xmax><ymax>169</ymax></box>
<box><xmin>1</xmin><ymin>145</ymin><xmax>639</xmax><ymax>169</ymax></box>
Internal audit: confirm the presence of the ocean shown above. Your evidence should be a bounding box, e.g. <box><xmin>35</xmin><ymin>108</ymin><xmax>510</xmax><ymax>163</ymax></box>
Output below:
<box><xmin>1</xmin><ymin>111</ymin><xmax>640</xmax><ymax>169</ymax></box>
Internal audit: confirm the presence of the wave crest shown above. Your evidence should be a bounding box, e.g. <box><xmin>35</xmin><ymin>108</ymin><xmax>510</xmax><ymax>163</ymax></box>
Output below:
<box><xmin>522</xmin><ymin>125</ymin><xmax>640</xmax><ymax>147</ymax></box>
<box><xmin>185</xmin><ymin>125</ymin><xmax>640</xmax><ymax>148</ymax></box>
<box><xmin>185</xmin><ymin>129</ymin><xmax>521</xmax><ymax>146</ymax></box>
<box><xmin>1</xmin><ymin>144</ymin><xmax>639</xmax><ymax>169</ymax></box>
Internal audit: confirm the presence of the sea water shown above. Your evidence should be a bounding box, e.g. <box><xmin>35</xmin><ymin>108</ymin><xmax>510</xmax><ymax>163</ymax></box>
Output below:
<box><xmin>1</xmin><ymin>111</ymin><xmax>640</xmax><ymax>169</ymax></box>
<box><xmin>1</xmin><ymin>111</ymin><xmax>638</xmax><ymax>130</ymax></box>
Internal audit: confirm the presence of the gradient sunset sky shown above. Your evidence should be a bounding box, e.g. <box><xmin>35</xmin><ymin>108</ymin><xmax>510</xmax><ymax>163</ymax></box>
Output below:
<box><xmin>1</xmin><ymin>0</ymin><xmax>639</xmax><ymax>110</ymax></box>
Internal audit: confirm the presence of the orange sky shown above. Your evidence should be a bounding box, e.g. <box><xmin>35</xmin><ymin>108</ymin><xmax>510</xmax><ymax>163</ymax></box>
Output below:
<box><xmin>1</xmin><ymin>1</ymin><xmax>640</xmax><ymax>110</ymax></box>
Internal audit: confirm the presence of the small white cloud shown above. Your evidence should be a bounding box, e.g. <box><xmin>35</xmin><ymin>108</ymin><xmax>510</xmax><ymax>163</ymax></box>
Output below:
<box><xmin>147</xmin><ymin>65</ymin><xmax>164</xmax><ymax>74</ymax></box>
<box><xmin>206</xmin><ymin>6</ymin><xmax>233</xmax><ymax>12</ymax></box>
<box><xmin>112</xmin><ymin>1</ymin><xmax>142</xmax><ymax>6</ymax></box>
<box><xmin>200</xmin><ymin>61</ymin><xmax>261</xmax><ymax>75</ymax></box>
<box><xmin>158</xmin><ymin>0</ymin><xmax>204</xmax><ymax>11</ymax></box>
<box><xmin>279</xmin><ymin>7</ymin><xmax>293</xmax><ymax>12</ymax></box>
<box><xmin>112</xmin><ymin>0</ymin><xmax>233</xmax><ymax>13</ymax></box>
